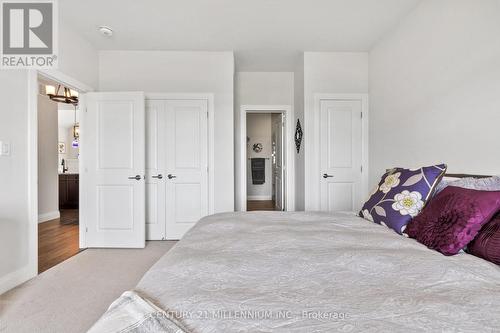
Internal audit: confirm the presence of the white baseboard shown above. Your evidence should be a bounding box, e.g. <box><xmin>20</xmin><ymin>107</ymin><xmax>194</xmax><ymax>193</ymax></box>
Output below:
<box><xmin>38</xmin><ymin>211</ymin><xmax>60</xmax><ymax>223</ymax></box>
<box><xmin>247</xmin><ymin>195</ymin><xmax>273</xmax><ymax>201</ymax></box>
<box><xmin>0</xmin><ymin>264</ymin><xmax>35</xmax><ymax>295</ymax></box>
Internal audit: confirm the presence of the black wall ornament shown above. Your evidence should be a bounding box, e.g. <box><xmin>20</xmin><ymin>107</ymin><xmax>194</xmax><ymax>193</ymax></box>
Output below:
<box><xmin>295</xmin><ymin>119</ymin><xmax>303</xmax><ymax>153</ymax></box>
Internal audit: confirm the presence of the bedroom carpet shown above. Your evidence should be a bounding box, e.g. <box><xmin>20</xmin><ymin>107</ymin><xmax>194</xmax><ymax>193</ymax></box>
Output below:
<box><xmin>0</xmin><ymin>241</ymin><xmax>176</xmax><ymax>333</ymax></box>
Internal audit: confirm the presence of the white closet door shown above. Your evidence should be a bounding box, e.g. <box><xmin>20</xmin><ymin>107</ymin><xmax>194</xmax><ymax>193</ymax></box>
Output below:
<box><xmin>82</xmin><ymin>92</ymin><xmax>146</xmax><ymax>248</ymax></box>
<box><xmin>164</xmin><ymin>100</ymin><xmax>208</xmax><ymax>240</ymax></box>
<box><xmin>320</xmin><ymin>99</ymin><xmax>363</xmax><ymax>212</ymax></box>
<box><xmin>145</xmin><ymin>100</ymin><xmax>166</xmax><ymax>240</ymax></box>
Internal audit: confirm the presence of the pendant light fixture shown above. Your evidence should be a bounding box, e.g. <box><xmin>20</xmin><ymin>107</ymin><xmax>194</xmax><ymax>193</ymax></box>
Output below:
<box><xmin>45</xmin><ymin>84</ymin><xmax>79</xmax><ymax>105</ymax></box>
<box><xmin>72</xmin><ymin>104</ymin><xmax>79</xmax><ymax>148</ymax></box>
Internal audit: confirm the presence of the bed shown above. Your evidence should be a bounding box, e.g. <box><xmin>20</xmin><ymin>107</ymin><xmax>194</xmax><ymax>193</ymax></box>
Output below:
<box><xmin>89</xmin><ymin>210</ymin><xmax>500</xmax><ymax>332</ymax></box>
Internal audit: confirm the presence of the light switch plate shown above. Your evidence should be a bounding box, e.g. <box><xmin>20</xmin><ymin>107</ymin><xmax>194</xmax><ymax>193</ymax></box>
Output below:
<box><xmin>0</xmin><ymin>141</ymin><xmax>11</xmax><ymax>156</ymax></box>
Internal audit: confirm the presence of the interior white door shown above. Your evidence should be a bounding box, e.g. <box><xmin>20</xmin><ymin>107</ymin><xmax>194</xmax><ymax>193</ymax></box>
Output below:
<box><xmin>272</xmin><ymin>115</ymin><xmax>284</xmax><ymax>211</ymax></box>
<box><xmin>164</xmin><ymin>100</ymin><xmax>208</xmax><ymax>240</ymax></box>
<box><xmin>82</xmin><ymin>92</ymin><xmax>146</xmax><ymax>248</ymax></box>
<box><xmin>145</xmin><ymin>100</ymin><xmax>166</xmax><ymax>240</ymax></box>
<box><xmin>320</xmin><ymin>99</ymin><xmax>363</xmax><ymax>212</ymax></box>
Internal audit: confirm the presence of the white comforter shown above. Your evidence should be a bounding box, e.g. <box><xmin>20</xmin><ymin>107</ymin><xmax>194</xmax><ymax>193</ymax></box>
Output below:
<box><xmin>94</xmin><ymin>212</ymin><xmax>500</xmax><ymax>332</ymax></box>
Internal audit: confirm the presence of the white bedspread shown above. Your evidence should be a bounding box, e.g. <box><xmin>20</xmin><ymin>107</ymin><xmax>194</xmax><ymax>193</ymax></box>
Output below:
<box><xmin>94</xmin><ymin>212</ymin><xmax>500</xmax><ymax>332</ymax></box>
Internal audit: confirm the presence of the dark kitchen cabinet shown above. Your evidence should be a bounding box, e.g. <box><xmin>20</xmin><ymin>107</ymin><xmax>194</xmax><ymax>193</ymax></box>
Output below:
<box><xmin>59</xmin><ymin>174</ymin><xmax>79</xmax><ymax>209</ymax></box>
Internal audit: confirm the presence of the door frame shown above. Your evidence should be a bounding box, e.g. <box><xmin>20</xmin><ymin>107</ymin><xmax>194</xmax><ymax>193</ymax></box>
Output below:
<box><xmin>238</xmin><ymin>105</ymin><xmax>295</xmax><ymax>212</ymax></box>
<box><xmin>146</xmin><ymin>93</ymin><xmax>215</xmax><ymax>217</ymax></box>
<box><xmin>307</xmin><ymin>93</ymin><xmax>369</xmax><ymax>211</ymax></box>
<box><xmin>27</xmin><ymin>69</ymin><xmax>94</xmax><ymax>280</ymax></box>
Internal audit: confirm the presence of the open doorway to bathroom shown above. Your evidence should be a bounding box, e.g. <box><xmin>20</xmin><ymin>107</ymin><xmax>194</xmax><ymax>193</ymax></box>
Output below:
<box><xmin>37</xmin><ymin>75</ymin><xmax>82</xmax><ymax>273</ymax></box>
<box><xmin>246</xmin><ymin>112</ymin><xmax>285</xmax><ymax>211</ymax></box>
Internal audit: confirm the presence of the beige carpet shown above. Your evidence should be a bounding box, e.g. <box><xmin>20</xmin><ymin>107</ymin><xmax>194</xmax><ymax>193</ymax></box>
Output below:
<box><xmin>0</xmin><ymin>241</ymin><xmax>176</xmax><ymax>333</ymax></box>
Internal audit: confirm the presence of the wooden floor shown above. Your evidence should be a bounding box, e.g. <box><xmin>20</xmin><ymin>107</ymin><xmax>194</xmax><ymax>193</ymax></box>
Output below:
<box><xmin>38</xmin><ymin>209</ymin><xmax>81</xmax><ymax>273</ymax></box>
<box><xmin>247</xmin><ymin>200</ymin><xmax>277</xmax><ymax>211</ymax></box>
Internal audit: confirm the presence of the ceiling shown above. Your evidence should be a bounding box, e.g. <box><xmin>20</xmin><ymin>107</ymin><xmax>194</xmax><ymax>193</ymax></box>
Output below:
<box><xmin>60</xmin><ymin>0</ymin><xmax>420</xmax><ymax>71</ymax></box>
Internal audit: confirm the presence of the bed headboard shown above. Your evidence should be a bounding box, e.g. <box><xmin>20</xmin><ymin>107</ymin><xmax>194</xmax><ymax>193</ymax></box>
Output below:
<box><xmin>384</xmin><ymin>169</ymin><xmax>493</xmax><ymax>179</ymax></box>
<box><xmin>445</xmin><ymin>173</ymin><xmax>492</xmax><ymax>179</ymax></box>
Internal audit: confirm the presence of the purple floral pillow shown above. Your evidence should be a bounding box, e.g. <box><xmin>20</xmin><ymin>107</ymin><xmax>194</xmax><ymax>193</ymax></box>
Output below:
<box><xmin>467</xmin><ymin>214</ymin><xmax>500</xmax><ymax>265</ymax></box>
<box><xmin>405</xmin><ymin>187</ymin><xmax>500</xmax><ymax>256</ymax></box>
<box><xmin>359</xmin><ymin>164</ymin><xmax>447</xmax><ymax>234</ymax></box>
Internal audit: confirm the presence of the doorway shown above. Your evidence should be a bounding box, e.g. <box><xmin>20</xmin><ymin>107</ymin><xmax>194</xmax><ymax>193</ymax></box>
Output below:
<box><xmin>246</xmin><ymin>113</ymin><xmax>284</xmax><ymax>211</ymax></box>
<box><xmin>37</xmin><ymin>75</ymin><xmax>82</xmax><ymax>273</ymax></box>
<box><xmin>239</xmin><ymin>105</ymin><xmax>295</xmax><ymax>212</ymax></box>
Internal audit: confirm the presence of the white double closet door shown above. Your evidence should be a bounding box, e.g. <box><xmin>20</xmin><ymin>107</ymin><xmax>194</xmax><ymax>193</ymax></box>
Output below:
<box><xmin>145</xmin><ymin>99</ymin><xmax>209</xmax><ymax>240</ymax></box>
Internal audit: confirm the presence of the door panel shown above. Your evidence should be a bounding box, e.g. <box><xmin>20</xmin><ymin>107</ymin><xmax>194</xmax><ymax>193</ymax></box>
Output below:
<box><xmin>165</xmin><ymin>100</ymin><xmax>208</xmax><ymax>239</ymax></box>
<box><xmin>174</xmin><ymin>108</ymin><xmax>201</xmax><ymax>169</ymax></box>
<box><xmin>174</xmin><ymin>183</ymin><xmax>202</xmax><ymax>222</ymax></box>
<box><xmin>328</xmin><ymin>109</ymin><xmax>352</xmax><ymax>168</ymax></box>
<box><xmin>97</xmin><ymin>185</ymin><xmax>134</xmax><ymax>230</ymax></box>
<box><xmin>145</xmin><ymin>101</ymin><xmax>165</xmax><ymax>240</ymax></box>
<box><xmin>320</xmin><ymin>100</ymin><xmax>362</xmax><ymax>212</ymax></box>
<box><xmin>98</xmin><ymin>103</ymin><xmax>134</xmax><ymax>169</ymax></box>
<box><xmin>326</xmin><ymin>182</ymin><xmax>354</xmax><ymax>211</ymax></box>
<box><xmin>83</xmin><ymin>92</ymin><xmax>145</xmax><ymax>248</ymax></box>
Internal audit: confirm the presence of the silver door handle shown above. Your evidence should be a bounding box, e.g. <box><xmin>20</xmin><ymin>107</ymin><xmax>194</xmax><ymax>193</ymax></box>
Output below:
<box><xmin>128</xmin><ymin>175</ymin><xmax>142</xmax><ymax>180</ymax></box>
<box><xmin>323</xmin><ymin>173</ymin><xmax>334</xmax><ymax>179</ymax></box>
<box><xmin>167</xmin><ymin>174</ymin><xmax>177</xmax><ymax>179</ymax></box>
<box><xmin>152</xmin><ymin>174</ymin><xmax>163</xmax><ymax>179</ymax></box>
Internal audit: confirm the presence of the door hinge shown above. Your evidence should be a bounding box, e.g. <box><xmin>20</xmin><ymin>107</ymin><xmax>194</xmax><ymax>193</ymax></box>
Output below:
<box><xmin>361</xmin><ymin>165</ymin><xmax>363</xmax><ymax>173</ymax></box>
<box><xmin>361</xmin><ymin>112</ymin><xmax>363</xmax><ymax>119</ymax></box>
<box><xmin>85</xmin><ymin>227</ymin><xmax>88</xmax><ymax>232</ymax></box>
<box><xmin>207</xmin><ymin>111</ymin><xmax>209</xmax><ymax>118</ymax></box>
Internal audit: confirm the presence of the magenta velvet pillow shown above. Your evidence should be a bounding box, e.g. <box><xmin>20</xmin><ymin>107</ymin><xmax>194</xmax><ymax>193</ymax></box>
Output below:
<box><xmin>467</xmin><ymin>214</ymin><xmax>500</xmax><ymax>265</ymax></box>
<box><xmin>405</xmin><ymin>187</ymin><xmax>500</xmax><ymax>256</ymax></box>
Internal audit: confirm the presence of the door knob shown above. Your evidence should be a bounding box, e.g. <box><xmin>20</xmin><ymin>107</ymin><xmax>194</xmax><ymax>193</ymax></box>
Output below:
<box><xmin>323</xmin><ymin>173</ymin><xmax>334</xmax><ymax>179</ymax></box>
<box><xmin>152</xmin><ymin>174</ymin><xmax>163</xmax><ymax>179</ymax></box>
<box><xmin>128</xmin><ymin>175</ymin><xmax>142</xmax><ymax>181</ymax></box>
<box><xmin>167</xmin><ymin>174</ymin><xmax>177</xmax><ymax>179</ymax></box>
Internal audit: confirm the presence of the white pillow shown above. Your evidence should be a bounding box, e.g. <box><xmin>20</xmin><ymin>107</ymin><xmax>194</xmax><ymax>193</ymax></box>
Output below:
<box><xmin>434</xmin><ymin>176</ymin><xmax>500</xmax><ymax>195</ymax></box>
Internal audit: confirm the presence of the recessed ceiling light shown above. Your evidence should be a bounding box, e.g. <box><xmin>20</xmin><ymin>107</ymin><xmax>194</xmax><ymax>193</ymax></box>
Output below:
<box><xmin>98</xmin><ymin>26</ymin><xmax>113</xmax><ymax>37</ymax></box>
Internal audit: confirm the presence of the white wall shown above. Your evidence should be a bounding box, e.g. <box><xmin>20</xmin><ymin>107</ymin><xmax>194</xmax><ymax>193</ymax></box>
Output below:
<box><xmin>57</xmin><ymin>20</ymin><xmax>99</xmax><ymax>89</ymax></box>
<box><xmin>99</xmin><ymin>51</ymin><xmax>235</xmax><ymax>213</ymax></box>
<box><xmin>369</xmin><ymin>0</ymin><xmax>500</xmax><ymax>186</ymax></box>
<box><xmin>247</xmin><ymin>114</ymin><xmax>273</xmax><ymax>199</ymax></box>
<box><xmin>0</xmin><ymin>71</ymin><xmax>32</xmax><ymax>293</ymax></box>
<box><xmin>235</xmin><ymin>72</ymin><xmax>294</xmax><ymax>106</ymax></box>
<box><xmin>294</xmin><ymin>55</ymin><xmax>305</xmax><ymax>210</ymax></box>
<box><xmin>303</xmin><ymin>52</ymin><xmax>369</xmax><ymax>210</ymax></box>
<box><xmin>0</xmin><ymin>20</ymin><xmax>98</xmax><ymax>294</ymax></box>
<box><xmin>37</xmin><ymin>95</ymin><xmax>59</xmax><ymax>222</ymax></box>
<box><xmin>234</xmin><ymin>72</ymin><xmax>294</xmax><ymax>210</ymax></box>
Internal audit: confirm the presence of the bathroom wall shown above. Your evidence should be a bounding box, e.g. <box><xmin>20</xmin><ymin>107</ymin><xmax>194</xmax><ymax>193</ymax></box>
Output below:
<box><xmin>38</xmin><ymin>95</ymin><xmax>59</xmax><ymax>223</ymax></box>
<box><xmin>247</xmin><ymin>113</ymin><xmax>273</xmax><ymax>200</ymax></box>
